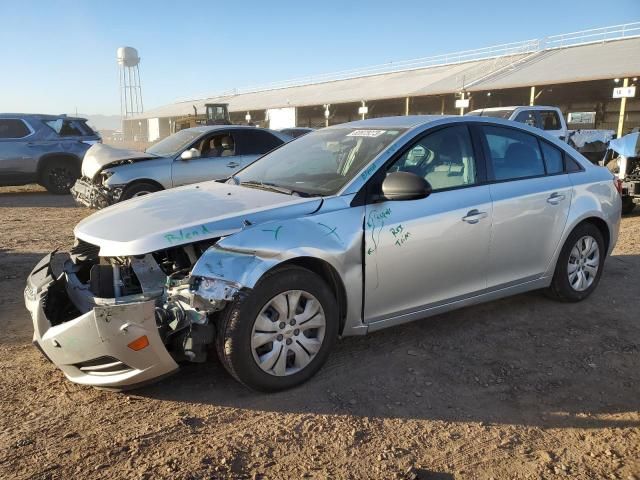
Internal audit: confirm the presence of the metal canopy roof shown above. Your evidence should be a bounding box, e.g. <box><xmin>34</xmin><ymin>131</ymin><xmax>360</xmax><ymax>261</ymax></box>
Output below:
<box><xmin>132</xmin><ymin>34</ymin><xmax>640</xmax><ymax>121</ymax></box>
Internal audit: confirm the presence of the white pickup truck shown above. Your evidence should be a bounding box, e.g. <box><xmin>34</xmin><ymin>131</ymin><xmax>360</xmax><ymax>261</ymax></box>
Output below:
<box><xmin>466</xmin><ymin>106</ymin><xmax>568</xmax><ymax>141</ymax></box>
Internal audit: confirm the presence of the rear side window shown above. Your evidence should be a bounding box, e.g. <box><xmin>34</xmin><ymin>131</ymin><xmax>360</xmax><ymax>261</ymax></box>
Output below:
<box><xmin>540</xmin><ymin>141</ymin><xmax>564</xmax><ymax>175</ymax></box>
<box><xmin>539</xmin><ymin>110</ymin><xmax>561</xmax><ymax>131</ymax></box>
<box><xmin>565</xmin><ymin>154</ymin><xmax>583</xmax><ymax>172</ymax></box>
<box><xmin>45</xmin><ymin>119</ymin><xmax>85</xmax><ymax>137</ymax></box>
<box><xmin>513</xmin><ymin>110</ymin><xmax>538</xmax><ymax>128</ymax></box>
<box><xmin>482</xmin><ymin>126</ymin><xmax>545</xmax><ymax>181</ymax></box>
<box><xmin>0</xmin><ymin>119</ymin><xmax>31</xmax><ymax>139</ymax></box>
<box><xmin>236</xmin><ymin>130</ymin><xmax>284</xmax><ymax>155</ymax></box>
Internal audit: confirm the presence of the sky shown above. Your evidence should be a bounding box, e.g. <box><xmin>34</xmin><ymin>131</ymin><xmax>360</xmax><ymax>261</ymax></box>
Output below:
<box><xmin>1</xmin><ymin>0</ymin><xmax>638</xmax><ymax>116</ymax></box>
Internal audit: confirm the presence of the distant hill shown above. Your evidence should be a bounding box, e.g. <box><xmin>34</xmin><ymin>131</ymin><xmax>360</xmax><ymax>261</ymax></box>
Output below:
<box><xmin>73</xmin><ymin>114</ymin><xmax>122</xmax><ymax>131</ymax></box>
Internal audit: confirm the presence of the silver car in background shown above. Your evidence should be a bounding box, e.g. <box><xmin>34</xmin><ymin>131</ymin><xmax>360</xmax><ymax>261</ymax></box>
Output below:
<box><xmin>25</xmin><ymin>115</ymin><xmax>621</xmax><ymax>391</ymax></box>
<box><xmin>71</xmin><ymin>125</ymin><xmax>290</xmax><ymax>208</ymax></box>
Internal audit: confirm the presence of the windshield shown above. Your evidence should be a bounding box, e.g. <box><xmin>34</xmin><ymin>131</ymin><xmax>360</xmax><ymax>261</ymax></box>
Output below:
<box><xmin>145</xmin><ymin>129</ymin><xmax>201</xmax><ymax>157</ymax></box>
<box><xmin>233</xmin><ymin>127</ymin><xmax>406</xmax><ymax>196</ymax></box>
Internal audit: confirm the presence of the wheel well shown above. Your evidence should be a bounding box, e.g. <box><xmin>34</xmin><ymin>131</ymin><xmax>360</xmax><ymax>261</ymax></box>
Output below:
<box><xmin>37</xmin><ymin>153</ymin><xmax>81</xmax><ymax>180</ymax></box>
<box><xmin>277</xmin><ymin>257</ymin><xmax>348</xmax><ymax>335</ymax></box>
<box><xmin>579</xmin><ymin>217</ymin><xmax>610</xmax><ymax>253</ymax></box>
<box><xmin>123</xmin><ymin>179</ymin><xmax>165</xmax><ymax>192</ymax></box>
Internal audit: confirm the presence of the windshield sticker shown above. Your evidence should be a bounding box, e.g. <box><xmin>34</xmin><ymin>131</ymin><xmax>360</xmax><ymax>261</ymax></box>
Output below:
<box><xmin>347</xmin><ymin>130</ymin><xmax>386</xmax><ymax>138</ymax></box>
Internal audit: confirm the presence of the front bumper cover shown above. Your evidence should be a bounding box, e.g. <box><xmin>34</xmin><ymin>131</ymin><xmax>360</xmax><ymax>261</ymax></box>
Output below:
<box><xmin>24</xmin><ymin>253</ymin><xmax>178</xmax><ymax>389</ymax></box>
<box><xmin>71</xmin><ymin>178</ymin><xmax>121</xmax><ymax>209</ymax></box>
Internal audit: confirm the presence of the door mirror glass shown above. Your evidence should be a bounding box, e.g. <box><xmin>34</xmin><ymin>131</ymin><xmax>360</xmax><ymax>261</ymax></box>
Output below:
<box><xmin>180</xmin><ymin>148</ymin><xmax>200</xmax><ymax>160</ymax></box>
<box><xmin>382</xmin><ymin>171</ymin><xmax>432</xmax><ymax>201</ymax></box>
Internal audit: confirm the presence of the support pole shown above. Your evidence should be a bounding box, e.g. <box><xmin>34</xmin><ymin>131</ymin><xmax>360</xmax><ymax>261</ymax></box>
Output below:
<box><xmin>440</xmin><ymin>96</ymin><xmax>445</xmax><ymax>115</ymax></box>
<box><xmin>617</xmin><ymin>78</ymin><xmax>629</xmax><ymax>138</ymax></box>
<box><xmin>459</xmin><ymin>92</ymin><xmax>466</xmax><ymax>116</ymax></box>
<box><xmin>405</xmin><ymin>97</ymin><xmax>410</xmax><ymax>116</ymax></box>
<box><xmin>529</xmin><ymin>86</ymin><xmax>536</xmax><ymax>106</ymax></box>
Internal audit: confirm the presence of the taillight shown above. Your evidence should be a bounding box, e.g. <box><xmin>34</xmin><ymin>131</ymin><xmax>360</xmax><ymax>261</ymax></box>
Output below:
<box><xmin>614</xmin><ymin>178</ymin><xmax>623</xmax><ymax>195</ymax></box>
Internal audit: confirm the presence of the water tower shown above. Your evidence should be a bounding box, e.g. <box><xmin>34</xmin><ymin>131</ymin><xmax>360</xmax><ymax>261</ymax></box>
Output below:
<box><xmin>117</xmin><ymin>47</ymin><xmax>144</xmax><ymax>118</ymax></box>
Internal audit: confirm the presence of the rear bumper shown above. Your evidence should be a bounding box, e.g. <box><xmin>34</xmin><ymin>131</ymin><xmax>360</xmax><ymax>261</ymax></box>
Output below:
<box><xmin>71</xmin><ymin>178</ymin><xmax>120</xmax><ymax>209</ymax></box>
<box><xmin>24</xmin><ymin>254</ymin><xmax>178</xmax><ymax>389</ymax></box>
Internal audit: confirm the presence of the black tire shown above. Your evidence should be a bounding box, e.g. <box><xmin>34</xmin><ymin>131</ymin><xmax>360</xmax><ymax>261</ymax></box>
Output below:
<box><xmin>621</xmin><ymin>197</ymin><xmax>636</xmax><ymax>215</ymax></box>
<box><xmin>546</xmin><ymin>222</ymin><xmax>605</xmax><ymax>302</ymax></box>
<box><xmin>216</xmin><ymin>265</ymin><xmax>338</xmax><ymax>392</ymax></box>
<box><xmin>120</xmin><ymin>182</ymin><xmax>161</xmax><ymax>201</ymax></box>
<box><xmin>40</xmin><ymin>158</ymin><xmax>80</xmax><ymax>194</ymax></box>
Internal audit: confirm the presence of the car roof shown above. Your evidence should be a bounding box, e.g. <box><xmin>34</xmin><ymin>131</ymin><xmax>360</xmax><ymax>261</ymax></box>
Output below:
<box><xmin>329</xmin><ymin>115</ymin><xmax>449</xmax><ymax>130</ymax></box>
<box><xmin>0</xmin><ymin>113</ymin><xmax>88</xmax><ymax>121</ymax></box>
<box><xmin>470</xmin><ymin>106</ymin><xmax>559</xmax><ymax>112</ymax></box>
<box><xmin>187</xmin><ymin>124</ymin><xmax>274</xmax><ymax>134</ymax></box>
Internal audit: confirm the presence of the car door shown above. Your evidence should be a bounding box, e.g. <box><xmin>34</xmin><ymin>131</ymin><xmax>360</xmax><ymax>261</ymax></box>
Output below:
<box><xmin>479</xmin><ymin>124</ymin><xmax>572</xmax><ymax>289</ymax></box>
<box><xmin>363</xmin><ymin>124</ymin><xmax>493</xmax><ymax>323</ymax></box>
<box><xmin>0</xmin><ymin>118</ymin><xmax>36</xmax><ymax>181</ymax></box>
<box><xmin>171</xmin><ymin>130</ymin><xmax>248</xmax><ymax>186</ymax></box>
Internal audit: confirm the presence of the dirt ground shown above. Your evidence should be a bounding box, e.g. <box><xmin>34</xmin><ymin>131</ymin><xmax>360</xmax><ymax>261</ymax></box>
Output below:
<box><xmin>0</xmin><ymin>184</ymin><xmax>638</xmax><ymax>480</ymax></box>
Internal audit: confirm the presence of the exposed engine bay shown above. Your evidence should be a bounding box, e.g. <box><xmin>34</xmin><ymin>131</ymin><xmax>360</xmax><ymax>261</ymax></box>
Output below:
<box><xmin>45</xmin><ymin>237</ymin><xmax>239</xmax><ymax>365</ymax></box>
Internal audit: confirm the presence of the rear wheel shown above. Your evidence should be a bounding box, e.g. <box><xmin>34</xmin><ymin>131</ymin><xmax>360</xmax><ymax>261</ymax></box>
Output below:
<box><xmin>546</xmin><ymin>223</ymin><xmax>605</xmax><ymax>302</ymax></box>
<box><xmin>40</xmin><ymin>158</ymin><xmax>79</xmax><ymax>194</ymax></box>
<box><xmin>216</xmin><ymin>265</ymin><xmax>338</xmax><ymax>391</ymax></box>
<box><xmin>120</xmin><ymin>182</ymin><xmax>161</xmax><ymax>201</ymax></box>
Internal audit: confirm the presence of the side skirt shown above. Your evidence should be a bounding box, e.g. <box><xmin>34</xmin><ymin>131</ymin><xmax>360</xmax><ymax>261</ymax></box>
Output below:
<box><xmin>365</xmin><ymin>276</ymin><xmax>551</xmax><ymax>334</ymax></box>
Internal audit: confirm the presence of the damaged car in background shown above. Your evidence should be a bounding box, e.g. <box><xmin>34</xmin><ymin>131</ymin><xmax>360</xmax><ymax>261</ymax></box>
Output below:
<box><xmin>71</xmin><ymin>125</ymin><xmax>290</xmax><ymax>208</ymax></box>
<box><xmin>26</xmin><ymin>115</ymin><xmax>620</xmax><ymax>391</ymax></box>
<box><xmin>603</xmin><ymin>131</ymin><xmax>640</xmax><ymax>215</ymax></box>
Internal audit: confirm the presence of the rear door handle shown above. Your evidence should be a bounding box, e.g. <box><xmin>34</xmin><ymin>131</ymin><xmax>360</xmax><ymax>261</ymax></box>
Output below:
<box><xmin>462</xmin><ymin>209</ymin><xmax>488</xmax><ymax>224</ymax></box>
<box><xmin>226</xmin><ymin>162</ymin><xmax>239</xmax><ymax>168</ymax></box>
<box><xmin>547</xmin><ymin>192</ymin><xmax>566</xmax><ymax>205</ymax></box>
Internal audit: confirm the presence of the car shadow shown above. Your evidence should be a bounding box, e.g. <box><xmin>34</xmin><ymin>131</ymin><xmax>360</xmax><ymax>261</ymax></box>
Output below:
<box><xmin>134</xmin><ymin>253</ymin><xmax>640</xmax><ymax>431</ymax></box>
<box><xmin>0</xmin><ymin>186</ymin><xmax>80</xmax><ymax>208</ymax></box>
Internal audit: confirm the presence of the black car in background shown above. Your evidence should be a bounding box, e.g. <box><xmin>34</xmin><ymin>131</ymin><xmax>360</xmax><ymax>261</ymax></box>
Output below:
<box><xmin>0</xmin><ymin>114</ymin><xmax>101</xmax><ymax>193</ymax></box>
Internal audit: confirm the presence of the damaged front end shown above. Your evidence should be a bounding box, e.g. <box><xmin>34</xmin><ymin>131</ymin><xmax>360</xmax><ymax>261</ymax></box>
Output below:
<box><xmin>71</xmin><ymin>176</ymin><xmax>123</xmax><ymax>209</ymax></box>
<box><xmin>24</xmin><ymin>238</ymin><xmax>244</xmax><ymax>389</ymax></box>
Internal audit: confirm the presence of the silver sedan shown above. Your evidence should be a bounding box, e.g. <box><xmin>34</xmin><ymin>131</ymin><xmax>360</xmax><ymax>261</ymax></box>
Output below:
<box><xmin>25</xmin><ymin>115</ymin><xmax>621</xmax><ymax>391</ymax></box>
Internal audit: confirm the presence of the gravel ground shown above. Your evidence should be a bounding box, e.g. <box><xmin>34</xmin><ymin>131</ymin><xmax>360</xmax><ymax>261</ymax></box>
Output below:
<box><xmin>0</xmin><ymin>185</ymin><xmax>639</xmax><ymax>480</ymax></box>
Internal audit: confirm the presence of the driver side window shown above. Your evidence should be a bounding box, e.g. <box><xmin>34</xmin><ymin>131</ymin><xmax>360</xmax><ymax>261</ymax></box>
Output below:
<box><xmin>197</xmin><ymin>132</ymin><xmax>236</xmax><ymax>158</ymax></box>
<box><xmin>389</xmin><ymin>125</ymin><xmax>477</xmax><ymax>191</ymax></box>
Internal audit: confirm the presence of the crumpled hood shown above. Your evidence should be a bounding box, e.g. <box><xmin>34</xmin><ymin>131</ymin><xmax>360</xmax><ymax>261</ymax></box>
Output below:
<box><xmin>81</xmin><ymin>143</ymin><xmax>158</xmax><ymax>180</ymax></box>
<box><xmin>74</xmin><ymin>181</ymin><xmax>322</xmax><ymax>256</ymax></box>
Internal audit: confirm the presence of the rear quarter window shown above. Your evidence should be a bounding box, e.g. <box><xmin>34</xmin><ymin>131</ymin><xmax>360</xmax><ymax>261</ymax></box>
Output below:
<box><xmin>45</xmin><ymin>119</ymin><xmax>85</xmax><ymax>137</ymax></box>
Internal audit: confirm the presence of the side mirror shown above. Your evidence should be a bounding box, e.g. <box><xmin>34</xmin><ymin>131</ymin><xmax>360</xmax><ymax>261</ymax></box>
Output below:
<box><xmin>381</xmin><ymin>171</ymin><xmax>432</xmax><ymax>201</ymax></box>
<box><xmin>180</xmin><ymin>148</ymin><xmax>200</xmax><ymax>161</ymax></box>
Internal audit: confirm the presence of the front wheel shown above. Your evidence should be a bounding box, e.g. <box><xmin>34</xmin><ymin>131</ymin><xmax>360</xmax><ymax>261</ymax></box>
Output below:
<box><xmin>120</xmin><ymin>182</ymin><xmax>161</xmax><ymax>201</ymax></box>
<box><xmin>216</xmin><ymin>266</ymin><xmax>338</xmax><ymax>391</ymax></box>
<box><xmin>546</xmin><ymin>223</ymin><xmax>605</xmax><ymax>302</ymax></box>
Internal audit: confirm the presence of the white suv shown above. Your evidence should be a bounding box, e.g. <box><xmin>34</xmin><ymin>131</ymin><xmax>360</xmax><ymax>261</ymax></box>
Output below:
<box><xmin>467</xmin><ymin>106</ymin><xmax>568</xmax><ymax>141</ymax></box>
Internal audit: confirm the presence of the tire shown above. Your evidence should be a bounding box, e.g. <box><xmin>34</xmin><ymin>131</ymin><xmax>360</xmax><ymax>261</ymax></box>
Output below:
<box><xmin>120</xmin><ymin>182</ymin><xmax>161</xmax><ymax>201</ymax></box>
<box><xmin>216</xmin><ymin>265</ymin><xmax>338</xmax><ymax>392</ymax></box>
<box><xmin>40</xmin><ymin>158</ymin><xmax>80</xmax><ymax>194</ymax></box>
<box><xmin>621</xmin><ymin>197</ymin><xmax>636</xmax><ymax>215</ymax></box>
<box><xmin>546</xmin><ymin>222</ymin><xmax>605</xmax><ymax>302</ymax></box>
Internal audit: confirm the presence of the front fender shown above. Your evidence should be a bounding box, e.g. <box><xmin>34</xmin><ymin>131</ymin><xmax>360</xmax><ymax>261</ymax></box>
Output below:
<box><xmin>104</xmin><ymin>158</ymin><xmax>173</xmax><ymax>189</ymax></box>
<box><xmin>190</xmin><ymin>200</ymin><xmax>367</xmax><ymax>336</ymax></box>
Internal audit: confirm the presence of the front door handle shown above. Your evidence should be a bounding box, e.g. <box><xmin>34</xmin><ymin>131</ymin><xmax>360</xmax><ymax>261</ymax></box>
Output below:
<box><xmin>226</xmin><ymin>161</ymin><xmax>239</xmax><ymax>168</ymax></box>
<box><xmin>547</xmin><ymin>192</ymin><xmax>566</xmax><ymax>205</ymax></box>
<box><xmin>462</xmin><ymin>209</ymin><xmax>488</xmax><ymax>224</ymax></box>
